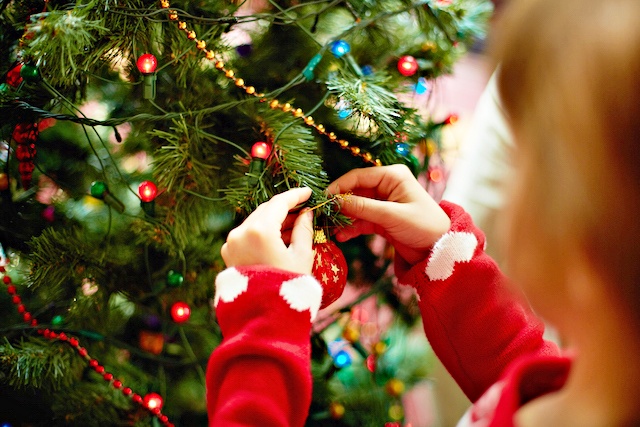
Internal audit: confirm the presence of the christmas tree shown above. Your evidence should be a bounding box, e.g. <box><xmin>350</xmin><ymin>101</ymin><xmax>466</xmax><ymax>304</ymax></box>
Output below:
<box><xmin>0</xmin><ymin>0</ymin><xmax>492</xmax><ymax>425</ymax></box>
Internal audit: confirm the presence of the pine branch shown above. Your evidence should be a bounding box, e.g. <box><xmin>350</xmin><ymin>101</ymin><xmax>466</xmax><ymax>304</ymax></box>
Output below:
<box><xmin>326</xmin><ymin>70</ymin><xmax>402</xmax><ymax>138</ymax></box>
<box><xmin>49</xmin><ymin>381</ymin><xmax>137</xmax><ymax>427</ymax></box>
<box><xmin>23</xmin><ymin>10</ymin><xmax>109</xmax><ymax>88</ymax></box>
<box><xmin>26</xmin><ymin>227</ymin><xmax>105</xmax><ymax>297</ymax></box>
<box><xmin>220</xmin><ymin>104</ymin><xmax>350</xmax><ymax>226</ymax></box>
<box><xmin>0</xmin><ymin>337</ymin><xmax>84</xmax><ymax>391</ymax></box>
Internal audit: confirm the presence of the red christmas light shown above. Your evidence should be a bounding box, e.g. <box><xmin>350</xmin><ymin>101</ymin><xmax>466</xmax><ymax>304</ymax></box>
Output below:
<box><xmin>444</xmin><ymin>114</ymin><xmax>459</xmax><ymax>125</ymax></box>
<box><xmin>143</xmin><ymin>392</ymin><xmax>164</xmax><ymax>410</ymax></box>
<box><xmin>136</xmin><ymin>54</ymin><xmax>158</xmax><ymax>75</ymax></box>
<box><xmin>397</xmin><ymin>55</ymin><xmax>419</xmax><ymax>77</ymax></box>
<box><xmin>251</xmin><ymin>141</ymin><xmax>271</xmax><ymax>160</ymax></box>
<box><xmin>170</xmin><ymin>301</ymin><xmax>191</xmax><ymax>323</ymax></box>
<box><xmin>6</xmin><ymin>63</ymin><xmax>23</xmax><ymax>87</ymax></box>
<box><xmin>429</xmin><ymin>167</ymin><xmax>444</xmax><ymax>183</ymax></box>
<box><xmin>138</xmin><ymin>180</ymin><xmax>158</xmax><ymax>202</ymax></box>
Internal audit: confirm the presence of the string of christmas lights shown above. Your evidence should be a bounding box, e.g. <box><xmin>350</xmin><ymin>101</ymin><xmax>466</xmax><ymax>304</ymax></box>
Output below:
<box><xmin>157</xmin><ymin>0</ymin><xmax>382</xmax><ymax>167</ymax></box>
<box><xmin>0</xmin><ymin>262</ymin><xmax>176</xmax><ymax>427</ymax></box>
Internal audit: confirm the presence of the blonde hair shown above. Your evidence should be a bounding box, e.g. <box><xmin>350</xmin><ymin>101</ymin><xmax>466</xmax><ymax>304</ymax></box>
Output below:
<box><xmin>493</xmin><ymin>0</ymin><xmax>640</xmax><ymax>320</ymax></box>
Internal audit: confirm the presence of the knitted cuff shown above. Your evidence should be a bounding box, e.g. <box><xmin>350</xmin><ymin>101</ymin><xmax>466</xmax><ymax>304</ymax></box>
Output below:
<box><xmin>397</xmin><ymin>201</ymin><xmax>487</xmax><ymax>293</ymax></box>
<box><xmin>214</xmin><ymin>265</ymin><xmax>323</xmax><ymax>337</ymax></box>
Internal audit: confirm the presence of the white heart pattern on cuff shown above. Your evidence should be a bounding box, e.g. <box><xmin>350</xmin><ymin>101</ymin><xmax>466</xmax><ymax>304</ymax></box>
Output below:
<box><xmin>214</xmin><ymin>268</ymin><xmax>249</xmax><ymax>306</ymax></box>
<box><xmin>214</xmin><ymin>268</ymin><xmax>323</xmax><ymax>322</ymax></box>
<box><xmin>426</xmin><ymin>231</ymin><xmax>477</xmax><ymax>281</ymax></box>
<box><xmin>279</xmin><ymin>276</ymin><xmax>323</xmax><ymax>322</ymax></box>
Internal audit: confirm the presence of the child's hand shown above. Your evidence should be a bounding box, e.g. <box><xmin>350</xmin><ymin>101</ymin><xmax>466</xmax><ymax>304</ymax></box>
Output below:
<box><xmin>327</xmin><ymin>165</ymin><xmax>450</xmax><ymax>273</ymax></box>
<box><xmin>221</xmin><ymin>187</ymin><xmax>314</xmax><ymax>275</ymax></box>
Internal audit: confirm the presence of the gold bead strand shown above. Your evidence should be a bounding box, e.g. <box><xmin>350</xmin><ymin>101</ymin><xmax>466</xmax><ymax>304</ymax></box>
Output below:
<box><xmin>266</xmin><ymin>99</ymin><xmax>381</xmax><ymax>166</ymax></box>
<box><xmin>159</xmin><ymin>0</ymin><xmax>379</xmax><ymax>166</ymax></box>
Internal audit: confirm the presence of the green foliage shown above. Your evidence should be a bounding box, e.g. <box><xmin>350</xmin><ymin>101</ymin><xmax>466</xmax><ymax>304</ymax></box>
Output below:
<box><xmin>0</xmin><ymin>337</ymin><xmax>84</xmax><ymax>391</ymax></box>
<box><xmin>326</xmin><ymin>70</ymin><xmax>403</xmax><ymax>138</ymax></box>
<box><xmin>221</xmin><ymin>104</ymin><xmax>334</xmax><ymax>218</ymax></box>
<box><xmin>23</xmin><ymin>9</ymin><xmax>109</xmax><ymax>87</ymax></box>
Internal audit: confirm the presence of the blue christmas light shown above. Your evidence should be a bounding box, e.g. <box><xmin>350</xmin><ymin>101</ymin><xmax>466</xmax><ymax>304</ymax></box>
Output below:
<box><xmin>333</xmin><ymin>349</ymin><xmax>352</xmax><ymax>368</ymax></box>
<box><xmin>415</xmin><ymin>77</ymin><xmax>429</xmax><ymax>95</ymax></box>
<box><xmin>395</xmin><ymin>143</ymin><xmax>420</xmax><ymax>176</ymax></box>
<box><xmin>395</xmin><ymin>142</ymin><xmax>411</xmax><ymax>156</ymax></box>
<box><xmin>361</xmin><ymin>65</ymin><xmax>374</xmax><ymax>76</ymax></box>
<box><xmin>338</xmin><ymin>109</ymin><xmax>351</xmax><ymax>119</ymax></box>
<box><xmin>331</xmin><ymin>40</ymin><xmax>351</xmax><ymax>58</ymax></box>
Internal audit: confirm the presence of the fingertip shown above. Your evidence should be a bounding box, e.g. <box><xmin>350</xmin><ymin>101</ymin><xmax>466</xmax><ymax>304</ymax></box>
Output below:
<box><xmin>295</xmin><ymin>186</ymin><xmax>313</xmax><ymax>202</ymax></box>
<box><xmin>334</xmin><ymin>231</ymin><xmax>347</xmax><ymax>242</ymax></box>
<box><xmin>273</xmin><ymin>187</ymin><xmax>313</xmax><ymax>210</ymax></box>
<box><xmin>299</xmin><ymin>207</ymin><xmax>314</xmax><ymax>225</ymax></box>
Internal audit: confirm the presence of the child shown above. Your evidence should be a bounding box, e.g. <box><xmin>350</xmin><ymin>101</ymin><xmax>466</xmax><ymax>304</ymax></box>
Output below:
<box><xmin>206</xmin><ymin>0</ymin><xmax>640</xmax><ymax>425</ymax></box>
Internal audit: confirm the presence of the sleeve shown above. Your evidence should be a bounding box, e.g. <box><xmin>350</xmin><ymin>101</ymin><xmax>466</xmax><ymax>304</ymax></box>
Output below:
<box><xmin>206</xmin><ymin>265</ymin><xmax>323</xmax><ymax>427</ymax></box>
<box><xmin>398</xmin><ymin>201</ymin><xmax>560</xmax><ymax>403</ymax></box>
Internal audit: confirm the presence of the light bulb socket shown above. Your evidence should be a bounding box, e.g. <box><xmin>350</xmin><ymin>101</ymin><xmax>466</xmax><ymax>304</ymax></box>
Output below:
<box><xmin>141</xmin><ymin>200</ymin><xmax>155</xmax><ymax>216</ymax></box>
<box><xmin>248</xmin><ymin>158</ymin><xmax>266</xmax><ymax>175</ymax></box>
<box><xmin>143</xmin><ymin>74</ymin><xmax>156</xmax><ymax>100</ymax></box>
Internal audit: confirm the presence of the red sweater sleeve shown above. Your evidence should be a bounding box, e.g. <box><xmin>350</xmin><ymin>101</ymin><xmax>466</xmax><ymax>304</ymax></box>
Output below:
<box><xmin>206</xmin><ymin>265</ymin><xmax>323</xmax><ymax>427</ymax></box>
<box><xmin>398</xmin><ymin>201</ymin><xmax>560</xmax><ymax>402</ymax></box>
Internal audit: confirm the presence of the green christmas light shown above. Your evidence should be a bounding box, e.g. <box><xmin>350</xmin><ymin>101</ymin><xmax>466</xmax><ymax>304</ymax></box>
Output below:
<box><xmin>166</xmin><ymin>270</ymin><xmax>184</xmax><ymax>287</ymax></box>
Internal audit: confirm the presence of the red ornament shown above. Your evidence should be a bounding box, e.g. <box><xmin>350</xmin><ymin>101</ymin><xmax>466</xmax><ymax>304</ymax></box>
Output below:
<box><xmin>143</xmin><ymin>392</ymin><xmax>164</xmax><ymax>410</ymax></box>
<box><xmin>251</xmin><ymin>141</ymin><xmax>271</xmax><ymax>160</ymax></box>
<box><xmin>397</xmin><ymin>55</ymin><xmax>419</xmax><ymax>76</ymax></box>
<box><xmin>11</xmin><ymin>122</ymin><xmax>39</xmax><ymax>188</ymax></box>
<box><xmin>170</xmin><ymin>301</ymin><xmax>191</xmax><ymax>323</ymax></box>
<box><xmin>137</xmin><ymin>54</ymin><xmax>158</xmax><ymax>75</ymax></box>
<box><xmin>138</xmin><ymin>180</ymin><xmax>158</xmax><ymax>202</ymax></box>
<box><xmin>311</xmin><ymin>229</ymin><xmax>347</xmax><ymax>308</ymax></box>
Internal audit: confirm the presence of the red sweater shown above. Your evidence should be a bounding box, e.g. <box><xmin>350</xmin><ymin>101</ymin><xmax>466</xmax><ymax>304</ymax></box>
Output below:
<box><xmin>206</xmin><ymin>201</ymin><xmax>567</xmax><ymax>426</ymax></box>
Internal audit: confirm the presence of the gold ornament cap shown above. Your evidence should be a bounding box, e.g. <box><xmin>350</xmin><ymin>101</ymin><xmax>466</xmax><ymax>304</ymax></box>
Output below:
<box><xmin>313</xmin><ymin>228</ymin><xmax>328</xmax><ymax>244</ymax></box>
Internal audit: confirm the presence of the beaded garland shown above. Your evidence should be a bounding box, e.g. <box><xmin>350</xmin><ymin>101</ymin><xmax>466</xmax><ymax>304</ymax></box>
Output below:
<box><xmin>158</xmin><ymin>0</ymin><xmax>382</xmax><ymax>167</ymax></box>
<box><xmin>0</xmin><ymin>263</ymin><xmax>175</xmax><ymax>427</ymax></box>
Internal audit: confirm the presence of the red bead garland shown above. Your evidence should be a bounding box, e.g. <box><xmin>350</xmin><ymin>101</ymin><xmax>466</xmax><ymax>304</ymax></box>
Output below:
<box><xmin>0</xmin><ymin>263</ymin><xmax>175</xmax><ymax>427</ymax></box>
<box><xmin>11</xmin><ymin>122</ymin><xmax>39</xmax><ymax>189</ymax></box>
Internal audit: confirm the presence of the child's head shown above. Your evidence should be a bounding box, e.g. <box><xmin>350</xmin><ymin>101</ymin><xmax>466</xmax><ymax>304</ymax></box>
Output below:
<box><xmin>494</xmin><ymin>0</ymin><xmax>640</xmax><ymax>326</ymax></box>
